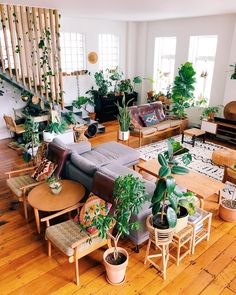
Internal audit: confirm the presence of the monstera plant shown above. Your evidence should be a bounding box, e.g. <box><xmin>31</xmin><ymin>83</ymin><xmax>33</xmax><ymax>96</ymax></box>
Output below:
<box><xmin>172</xmin><ymin>62</ymin><xmax>196</xmax><ymax>119</ymax></box>
<box><xmin>151</xmin><ymin>138</ymin><xmax>196</xmax><ymax>230</ymax></box>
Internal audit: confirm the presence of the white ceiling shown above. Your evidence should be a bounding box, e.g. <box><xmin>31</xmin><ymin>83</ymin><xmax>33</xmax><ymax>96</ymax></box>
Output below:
<box><xmin>1</xmin><ymin>0</ymin><xmax>236</xmax><ymax>21</ymax></box>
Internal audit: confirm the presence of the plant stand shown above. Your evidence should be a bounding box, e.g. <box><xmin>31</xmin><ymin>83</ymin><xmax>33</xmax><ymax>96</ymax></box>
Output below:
<box><xmin>169</xmin><ymin>225</ymin><xmax>193</xmax><ymax>266</ymax></box>
<box><xmin>145</xmin><ymin>215</ymin><xmax>174</xmax><ymax>280</ymax></box>
<box><xmin>188</xmin><ymin>207</ymin><xmax>212</xmax><ymax>254</ymax></box>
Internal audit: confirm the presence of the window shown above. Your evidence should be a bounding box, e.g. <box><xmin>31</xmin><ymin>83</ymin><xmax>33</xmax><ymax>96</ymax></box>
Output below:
<box><xmin>0</xmin><ymin>29</ymin><xmax>15</xmax><ymax>69</ymax></box>
<box><xmin>60</xmin><ymin>32</ymin><xmax>86</xmax><ymax>73</ymax></box>
<box><xmin>99</xmin><ymin>34</ymin><xmax>119</xmax><ymax>71</ymax></box>
<box><xmin>153</xmin><ymin>37</ymin><xmax>177</xmax><ymax>93</ymax></box>
<box><xmin>188</xmin><ymin>35</ymin><xmax>218</xmax><ymax>104</ymax></box>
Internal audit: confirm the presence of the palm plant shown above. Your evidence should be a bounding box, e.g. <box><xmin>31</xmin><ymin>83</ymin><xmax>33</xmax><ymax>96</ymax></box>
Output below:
<box><xmin>172</xmin><ymin>62</ymin><xmax>196</xmax><ymax>119</ymax></box>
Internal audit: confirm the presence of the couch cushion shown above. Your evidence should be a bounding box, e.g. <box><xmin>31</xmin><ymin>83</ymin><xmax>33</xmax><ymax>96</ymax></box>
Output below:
<box><xmin>7</xmin><ymin>174</ymin><xmax>36</xmax><ymax>197</ymax></box>
<box><xmin>46</xmin><ymin>220</ymin><xmax>104</xmax><ymax>257</ymax></box>
<box><xmin>94</xmin><ymin>141</ymin><xmax>139</xmax><ymax>166</ymax></box>
<box><xmin>140</xmin><ymin>111</ymin><xmax>159</xmax><ymax>127</ymax></box>
<box><xmin>71</xmin><ymin>153</ymin><xmax>98</xmax><ymax>176</ymax></box>
<box><xmin>31</xmin><ymin>158</ymin><xmax>57</xmax><ymax>181</ymax></box>
<box><xmin>99</xmin><ymin>163</ymin><xmax>141</xmax><ymax>180</ymax></box>
<box><xmin>169</xmin><ymin>120</ymin><xmax>181</xmax><ymax>127</ymax></box>
<box><xmin>53</xmin><ymin>138</ymin><xmax>91</xmax><ymax>155</ymax></box>
<box><xmin>156</xmin><ymin>121</ymin><xmax>171</xmax><ymax>131</ymax></box>
<box><xmin>81</xmin><ymin>150</ymin><xmax>112</xmax><ymax>166</ymax></box>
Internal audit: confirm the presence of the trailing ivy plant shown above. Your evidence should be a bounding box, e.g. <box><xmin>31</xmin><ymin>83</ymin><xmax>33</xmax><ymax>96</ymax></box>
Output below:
<box><xmin>151</xmin><ymin>138</ymin><xmax>196</xmax><ymax>228</ymax></box>
<box><xmin>172</xmin><ymin>62</ymin><xmax>196</xmax><ymax>119</ymax></box>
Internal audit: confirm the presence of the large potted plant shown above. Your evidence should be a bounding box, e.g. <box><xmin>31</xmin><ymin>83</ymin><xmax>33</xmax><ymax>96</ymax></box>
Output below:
<box><xmin>43</xmin><ymin>119</ymin><xmax>67</xmax><ymax>142</ymax></box>
<box><xmin>23</xmin><ymin>116</ymin><xmax>40</xmax><ymax>159</ymax></box>
<box><xmin>116</xmin><ymin>96</ymin><xmax>132</xmax><ymax>140</ymax></box>
<box><xmin>149</xmin><ymin>139</ymin><xmax>196</xmax><ymax>235</ymax></box>
<box><xmin>72</xmin><ymin>96</ymin><xmax>95</xmax><ymax>120</ymax></box>
<box><xmin>172</xmin><ymin>62</ymin><xmax>196</xmax><ymax>119</ymax></box>
<box><xmin>92</xmin><ymin>174</ymin><xmax>147</xmax><ymax>285</ymax></box>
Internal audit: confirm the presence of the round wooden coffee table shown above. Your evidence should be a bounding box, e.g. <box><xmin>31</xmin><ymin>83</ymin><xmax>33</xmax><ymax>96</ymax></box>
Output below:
<box><xmin>28</xmin><ymin>180</ymin><xmax>85</xmax><ymax>233</ymax></box>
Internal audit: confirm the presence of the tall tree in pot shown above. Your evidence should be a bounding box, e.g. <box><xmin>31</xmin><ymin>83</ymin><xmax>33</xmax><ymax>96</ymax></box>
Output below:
<box><xmin>92</xmin><ymin>174</ymin><xmax>147</xmax><ymax>285</ymax></box>
<box><xmin>149</xmin><ymin>139</ymin><xmax>196</xmax><ymax>234</ymax></box>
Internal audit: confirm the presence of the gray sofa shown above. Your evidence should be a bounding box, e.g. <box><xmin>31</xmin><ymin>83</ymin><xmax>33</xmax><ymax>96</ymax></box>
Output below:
<box><xmin>52</xmin><ymin>138</ymin><xmax>155</xmax><ymax>248</ymax></box>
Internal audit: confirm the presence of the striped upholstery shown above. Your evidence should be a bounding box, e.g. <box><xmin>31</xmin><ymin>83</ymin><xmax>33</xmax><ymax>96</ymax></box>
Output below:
<box><xmin>46</xmin><ymin>220</ymin><xmax>104</xmax><ymax>257</ymax></box>
<box><xmin>6</xmin><ymin>174</ymin><xmax>36</xmax><ymax>197</ymax></box>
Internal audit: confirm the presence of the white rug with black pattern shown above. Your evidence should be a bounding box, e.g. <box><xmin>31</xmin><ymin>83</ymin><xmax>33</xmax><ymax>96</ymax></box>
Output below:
<box><xmin>136</xmin><ymin>135</ymin><xmax>236</xmax><ymax>199</ymax></box>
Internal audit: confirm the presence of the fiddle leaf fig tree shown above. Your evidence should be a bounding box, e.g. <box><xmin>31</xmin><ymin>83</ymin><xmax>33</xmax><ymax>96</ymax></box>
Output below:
<box><xmin>151</xmin><ymin>138</ymin><xmax>196</xmax><ymax>228</ymax></box>
<box><xmin>172</xmin><ymin>62</ymin><xmax>196</xmax><ymax>119</ymax></box>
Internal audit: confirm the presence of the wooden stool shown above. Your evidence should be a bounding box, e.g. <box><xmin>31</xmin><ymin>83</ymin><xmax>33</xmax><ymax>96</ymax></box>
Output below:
<box><xmin>169</xmin><ymin>225</ymin><xmax>193</xmax><ymax>266</ymax></box>
<box><xmin>145</xmin><ymin>215</ymin><xmax>174</xmax><ymax>280</ymax></box>
<box><xmin>74</xmin><ymin>126</ymin><xmax>88</xmax><ymax>142</ymax></box>
<box><xmin>182</xmin><ymin>128</ymin><xmax>206</xmax><ymax>147</ymax></box>
<box><xmin>188</xmin><ymin>208</ymin><xmax>212</xmax><ymax>254</ymax></box>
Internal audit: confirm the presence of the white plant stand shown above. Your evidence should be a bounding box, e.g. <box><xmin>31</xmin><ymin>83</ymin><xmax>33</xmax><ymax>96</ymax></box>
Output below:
<box><xmin>188</xmin><ymin>207</ymin><xmax>212</xmax><ymax>254</ymax></box>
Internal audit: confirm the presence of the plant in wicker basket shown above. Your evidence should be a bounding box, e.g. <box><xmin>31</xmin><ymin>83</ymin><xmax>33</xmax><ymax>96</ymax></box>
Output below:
<box><xmin>151</xmin><ymin>138</ymin><xmax>196</xmax><ymax>229</ymax></box>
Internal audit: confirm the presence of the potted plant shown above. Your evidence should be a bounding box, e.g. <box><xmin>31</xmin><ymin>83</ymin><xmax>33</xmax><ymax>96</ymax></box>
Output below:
<box><xmin>43</xmin><ymin>119</ymin><xmax>67</xmax><ymax>142</ymax></box>
<box><xmin>201</xmin><ymin>106</ymin><xmax>221</xmax><ymax>121</ymax></box>
<box><xmin>92</xmin><ymin>174</ymin><xmax>147</xmax><ymax>285</ymax></box>
<box><xmin>64</xmin><ymin>111</ymin><xmax>77</xmax><ymax>128</ymax></box>
<box><xmin>47</xmin><ymin>175</ymin><xmax>62</xmax><ymax>195</ymax></box>
<box><xmin>23</xmin><ymin>116</ymin><xmax>40</xmax><ymax>159</ymax></box>
<box><xmin>172</xmin><ymin>62</ymin><xmax>196</xmax><ymax>119</ymax></box>
<box><xmin>149</xmin><ymin>138</ymin><xmax>196</xmax><ymax>235</ymax></box>
<box><xmin>72</xmin><ymin>96</ymin><xmax>95</xmax><ymax>120</ymax></box>
<box><xmin>116</xmin><ymin>96</ymin><xmax>132</xmax><ymax>140</ymax></box>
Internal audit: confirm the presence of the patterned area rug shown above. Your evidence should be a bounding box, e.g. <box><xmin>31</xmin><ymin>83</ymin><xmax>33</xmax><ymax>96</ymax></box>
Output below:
<box><xmin>136</xmin><ymin>135</ymin><xmax>236</xmax><ymax>199</ymax></box>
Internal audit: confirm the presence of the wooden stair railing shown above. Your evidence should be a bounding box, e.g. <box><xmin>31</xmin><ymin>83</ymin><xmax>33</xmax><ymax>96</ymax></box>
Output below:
<box><xmin>0</xmin><ymin>4</ymin><xmax>64</xmax><ymax>108</ymax></box>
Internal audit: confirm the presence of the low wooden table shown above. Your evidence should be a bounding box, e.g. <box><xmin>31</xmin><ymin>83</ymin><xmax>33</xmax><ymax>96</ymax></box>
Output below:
<box><xmin>28</xmin><ymin>180</ymin><xmax>85</xmax><ymax>233</ymax></box>
<box><xmin>74</xmin><ymin>125</ymin><xmax>88</xmax><ymax>142</ymax></box>
<box><xmin>182</xmin><ymin>128</ymin><xmax>206</xmax><ymax>147</ymax></box>
<box><xmin>137</xmin><ymin>159</ymin><xmax>225</xmax><ymax>208</ymax></box>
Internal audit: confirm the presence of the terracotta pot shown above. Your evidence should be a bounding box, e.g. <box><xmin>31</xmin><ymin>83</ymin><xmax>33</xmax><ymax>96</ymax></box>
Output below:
<box><xmin>147</xmin><ymin>91</ymin><xmax>154</xmax><ymax>98</ymax></box>
<box><xmin>89</xmin><ymin>112</ymin><xmax>96</xmax><ymax>121</ymax></box>
<box><xmin>118</xmin><ymin>130</ymin><xmax>129</xmax><ymax>141</ymax></box>
<box><xmin>159</xmin><ymin>95</ymin><xmax>166</xmax><ymax>102</ymax></box>
<box><xmin>207</xmin><ymin>112</ymin><xmax>215</xmax><ymax>121</ymax></box>
<box><xmin>219</xmin><ymin>200</ymin><xmax>236</xmax><ymax>222</ymax></box>
<box><xmin>103</xmin><ymin>247</ymin><xmax>128</xmax><ymax>285</ymax></box>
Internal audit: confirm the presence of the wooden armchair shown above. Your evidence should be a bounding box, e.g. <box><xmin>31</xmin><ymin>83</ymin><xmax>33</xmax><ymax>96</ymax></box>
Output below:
<box><xmin>5</xmin><ymin>166</ymin><xmax>44</xmax><ymax>219</ymax></box>
<box><xmin>223</xmin><ymin>165</ymin><xmax>236</xmax><ymax>185</ymax></box>
<box><xmin>43</xmin><ymin>203</ymin><xmax>111</xmax><ymax>285</ymax></box>
<box><xmin>3</xmin><ymin>114</ymin><xmax>25</xmax><ymax>136</ymax></box>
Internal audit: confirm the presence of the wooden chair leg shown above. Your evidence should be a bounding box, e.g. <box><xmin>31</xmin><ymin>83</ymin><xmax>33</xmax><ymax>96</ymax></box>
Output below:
<box><xmin>144</xmin><ymin>239</ymin><xmax>151</xmax><ymax>264</ymax></box>
<box><xmin>75</xmin><ymin>258</ymin><xmax>79</xmax><ymax>285</ymax></box>
<box><xmin>48</xmin><ymin>240</ymin><xmax>52</xmax><ymax>257</ymax></box>
<box><xmin>22</xmin><ymin>194</ymin><xmax>28</xmax><ymax>220</ymax></box>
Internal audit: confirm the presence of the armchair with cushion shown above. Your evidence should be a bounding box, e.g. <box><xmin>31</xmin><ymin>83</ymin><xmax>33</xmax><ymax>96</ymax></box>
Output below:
<box><xmin>6</xmin><ymin>142</ymin><xmax>68</xmax><ymax>219</ymax></box>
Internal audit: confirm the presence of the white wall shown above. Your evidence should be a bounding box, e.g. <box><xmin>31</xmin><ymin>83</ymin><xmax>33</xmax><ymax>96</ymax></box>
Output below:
<box><xmin>60</xmin><ymin>16</ymin><xmax>127</xmax><ymax>104</ymax></box>
<box><xmin>135</xmin><ymin>15</ymin><xmax>236</xmax><ymax>108</ymax></box>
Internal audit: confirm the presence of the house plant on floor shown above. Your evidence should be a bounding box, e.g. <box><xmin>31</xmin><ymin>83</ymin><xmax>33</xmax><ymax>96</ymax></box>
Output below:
<box><xmin>23</xmin><ymin>116</ymin><xmax>40</xmax><ymax>160</ymax></box>
<box><xmin>91</xmin><ymin>174</ymin><xmax>147</xmax><ymax>285</ymax></box>
<box><xmin>172</xmin><ymin>62</ymin><xmax>196</xmax><ymax>119</ymax></box>
<box><xmin>116</xmin><ymin>96</ymin><xmax>132</xmax><ymax>141</ymax></box>
<box><xmin>149</xmin><ymin>138</ymin><xmax>196</xmax><ymax>235</ymax></box>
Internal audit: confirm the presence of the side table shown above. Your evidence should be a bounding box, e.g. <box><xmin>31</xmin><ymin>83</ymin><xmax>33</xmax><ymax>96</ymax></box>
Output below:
<box><xmin>74</xmin><ymin>125</ymin><xmax>88</xmax><ymax>142</ymax></box>
<box><xmin>182</xmin><ymin>128</ymin><xmax>206</xmax><ymax>147</ymax></box>
<box><xmin>28</xmin><ymin>180</ymin><xmax>85</xmax><ymax>233</ymax></box>
<box><xmin>169</xmin><ymin>224</ymin><xmax>193</xmax><ymax>266</ymax></box>
<box><xmin>188</xmin><ymin>207</ymin><xmax>212</xmax><ymax>254</ymax></box>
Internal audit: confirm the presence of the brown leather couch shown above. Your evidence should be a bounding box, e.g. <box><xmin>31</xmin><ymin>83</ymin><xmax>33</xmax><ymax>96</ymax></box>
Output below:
<box><xmin>128</xmin><ymin>102</ymin><xmax>182</xmax><ymax>146</ymax></box>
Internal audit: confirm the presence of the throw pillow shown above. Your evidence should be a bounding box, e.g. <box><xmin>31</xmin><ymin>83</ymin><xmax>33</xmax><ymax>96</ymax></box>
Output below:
<box><xmin>31</xmin><ymin>158</ymin><xmax>57</xmax><ymax>182</ymax></box>
<box><xmin>140</xmin><ymin>112</ymin><xmax>159</xmax><ymax>127</ymax></box>
<box><xmin>130</xmin><ymin>117</ymin><xmax>142</xmax><ymax>129</ymax></box>
<box><xmin>75</xmin><ymin>194</ymin><xmax>112</xmax><ymax>234</ymax></box>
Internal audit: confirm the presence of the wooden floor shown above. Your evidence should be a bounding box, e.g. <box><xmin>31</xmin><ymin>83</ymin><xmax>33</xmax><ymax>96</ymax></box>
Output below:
<box><xmin>0</xmin><ymin>121</ymin><xmax>236</xmax><ymax>295</ymax></box>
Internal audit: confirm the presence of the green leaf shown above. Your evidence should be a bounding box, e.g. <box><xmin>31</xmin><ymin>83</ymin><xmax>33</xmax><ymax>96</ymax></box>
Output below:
<box><xmin>179</xmin><ymin>199</ymin><xmax>196</xmax><ymax>215</ymax></box>
<box><xmin>182</xmin><ymin>153</ymin><xmax>192</xmax><ymax>166</ymax></box>
<box><xmin>171</xmin><ymin>165</ymin><xmax>189</xmax><ymax>175</ymax></box>
<box><xmin>168</xmin><ymin>194</ymin><xmax>178</xmax><ymax>211</ymax></box>
<box><xmin>152</xmin><ymin>202</ymin><xmax>161</xmax><ymax>216</ymax></box>
<box><xmin>159</xmin><ymin>166</ymin><xmax>171</xmax><ymax>178</ymax></box>
<box><xmin>158</xmin><ymin>153</ymin><xmax>167</xmax><ymax>166</ymax></box>
<box><xmin>166</xmin><ymin>176</ymin><xmax>176</xmax><ymax>194</ymax></box>
<box><xmin>167</xmin><ymin>207</ymin><xmax>177</xmax><ymax>228</ymax></box>
<box><xmin>152</xmin><ymin>179</ymin><xmax>166</xmax><ymax>204</ymax></box>
<box><xmin>167</xmin><ymin>139</ymin><xmax>173</xmax><ymax>157</ymax></box>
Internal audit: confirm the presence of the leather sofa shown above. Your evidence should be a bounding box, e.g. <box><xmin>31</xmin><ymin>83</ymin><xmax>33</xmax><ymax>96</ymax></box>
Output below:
<box><xmin>128</xmin><ymin>101</ymin><xmax>182</xmax><ymax>146</ymax></box>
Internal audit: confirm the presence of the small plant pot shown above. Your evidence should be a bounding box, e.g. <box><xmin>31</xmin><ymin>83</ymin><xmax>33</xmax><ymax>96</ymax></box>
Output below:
<box><xmin>147</xmin><ymin>91</ymin><xmax>154</xmax><ymax>98</ymax></box>
<box><xmin>118</xmin><ymin>130</ymin><xmax>129</xmax><ymax>141</ymax></box>
<box><xmin>49</xmin><ymin>183</ymin><xmax>62</xmax><ymax>195</ymax></box>
<box><xmin>219</xmin><ymin>200</ymin><xmax>236</xmax><ymax>222</ymax></box>
<box><xmin>207</xmin><ymin>113</ymin><xmax>215</xmax><ymax>121</ymax></box>
<box><xmin>103</xmin><ymin>247</ymin><xmax>128</xmax><ymax>285</ymax></box>
<box><xmin>158</xmin><ymin>95</ymin><xmax>166</xmax><ymax>102</ymax></box>
<box><xmin>89</xmin><ymin>112</ymin><xmax>96</xmax><ymax>121</ymax></box>
<box><xmin>43</xmin><ymin>131</ymin><xmax>55</xmax><ymax>142</ymax></box>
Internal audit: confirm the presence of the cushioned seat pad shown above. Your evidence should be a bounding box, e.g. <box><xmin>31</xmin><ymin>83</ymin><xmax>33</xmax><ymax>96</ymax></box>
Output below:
<box><xmin>46</xmin><ymin>220</ymin><xmax>104</xmax><ymax>256</ymax></box>
<box><xmin>6</xmin><ymin>174</ymin><xmax>36</xmax><ymax>197</ymax></box>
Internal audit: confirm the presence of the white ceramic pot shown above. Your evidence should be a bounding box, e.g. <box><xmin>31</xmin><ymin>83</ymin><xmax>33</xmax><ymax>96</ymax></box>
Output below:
<box><xmin>49</xmin><ymin>182</ymin><xmax>62</xmax><ymax>195</ymax></box>
<box><xmin>43</xmin><ymin>131</ymin><xmax>55</xmax><ymax>142</ymax></box>
<box><xmin>175</xmin><ymin>214</ymin><xmax>189</xmax><ymax>233</ymax></box>
<box><xmin>103</xmin><ymin>247</ymin><xmax>128</xmax><ymax>285</ymax></box>
<box><xmin>118</xmin><ymin>130</ymin><xmax>130</xmax><ymax>141</ymax></box>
